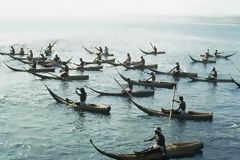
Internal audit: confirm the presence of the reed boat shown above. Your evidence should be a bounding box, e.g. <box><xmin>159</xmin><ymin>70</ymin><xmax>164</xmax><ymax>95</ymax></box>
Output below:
<box><xmin>31</xmin><ymin>72</ymin><xmax>89</xmax><ymax>80</ymax></box>
<box><xmin>4</xmin><ymin>62</ymin><xmax>55</xmax><ymax>73</ymax></box>
<box><xmin>146</xmin><ymin>66</ymin><xmax>197</xmax><ymax>78</ymax></box>
<box><xmin>189</xmin><ymin>76</ymin><xmax>233</xmax><ymax>83</ymax></box>
<box><xmin>86</xmin><ymin>86</ymin><xmax>154</xmax><ymax>97</ymax></box>
<box><xmin>189</xmin><ymin>55</ymin><xmax>216</xmax><ymax>63</ymax></box>
<box><xmin>45</xmin><ymin>85</ymin><xmax>111</xmax><ymax>115</ymax></box>
<box><xmin>129</xmin><ymin>98</ymin><xmax>213</xmax><ymax>121</ymax></box>
<box><xmin>139</xmin><ymin>48</ymin><xmax>165</xmax><ymax>55</ymax></box>
<box><xmin>90</xmin><ymin>139</ymin><xmax>204</xmax><ymax>159</ymax></box>
<box><xmin>118</xmin><ymin>72</ymin><xmax>176</xmax><ymax>89</ymax></box>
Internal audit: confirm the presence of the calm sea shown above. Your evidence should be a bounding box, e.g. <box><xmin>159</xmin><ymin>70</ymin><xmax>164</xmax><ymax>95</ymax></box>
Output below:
<box><xmin>0</xmin><ymin>16</ymin><xmax>240</xmax><ymax>160</ymax></box>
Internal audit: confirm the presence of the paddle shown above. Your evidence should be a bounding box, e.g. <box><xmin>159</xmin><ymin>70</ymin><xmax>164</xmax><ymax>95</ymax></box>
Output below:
<box><xmin>51</xmin><ymin>40</ymin><xmax>58</xmax><ymax>47</ymax></box>
<box><xmin>169</xmin><ymin>85</ymin><xmax>176</xmax><ymax>121</ymax></box>
<box><xmin>150</xmin><ymin>42</ymin><xmax>154</xmax><ymax>50</ymax></box>
<box><xmin>114</xmin><ymin>78</ymin><xmax>133</xmax><ymax>98</ymax></box>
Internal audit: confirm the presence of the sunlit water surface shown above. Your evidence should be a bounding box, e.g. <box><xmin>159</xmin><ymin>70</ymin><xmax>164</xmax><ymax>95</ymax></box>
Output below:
<box><xmin>0</xmin><ymin>16</ymin><xmax>240</xmax><ymax>160</ymax></box>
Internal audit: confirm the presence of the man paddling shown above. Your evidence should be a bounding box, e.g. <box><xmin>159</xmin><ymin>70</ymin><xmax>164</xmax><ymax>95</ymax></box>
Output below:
<box><xmin>169</xmin><ymin>62</ymin><xmax>181</xmax><ymax>74</ymax></box>
<box><xmin>203</xmin><ymin>49</ymin><xmax>211</xmax><ymax>61</ymax></box>
<box><xmin>135</xmin><ymin>127</ymin><xmax>166</xmax><ymax>158</ymax></box>
<box><xmin>28</xmin><ymin>50</ymin><xmax>33</xmax><ymax>60</ymax></box>
<box><xmin>207</xmin><ymin>67</ymin><xmax>217</xmax><ymax>80</ymax></box>
<box><xmin>124</xmin><ymin>53</ymin><xmax>131</xmax><ymax>65</ymax></box>
<box><xmin>95</xmin><ymin>53</ymin><xmax>102</xmax><ymax>63</ymax></box>
<box><xmin>139</xmin><ymin>56</ymin><xmax>145</xmax><ymax>66</ymax></box>
<box><xmin>104</xmin><ymin>46</ymin><xmax>109</xmax><ymax>55</ymax></box>
<box><xmin>75</xmin><ymin>88</ymin><xmax>87</xmax><ymax>105</ymax></box>
<box><xmin>10</xmin><ymin>46</ymin><xmax>15</xmax><ymax>55</ymax></box>
<box><xmin>53</xmin><ymin>54</ymin><xmax>61</xmax><ymax>63</ymax></box>
<box><xmin>146</xmin><ymin>72</ymin><xmax>156</xmax><ymax>82</ymax></box>
<box><xmin>31</xmin><ymin>60</ymin><xmax>37</xmax><ymax>69</ymax></box>
<box><xmin>172</xmin><ymin>96</ymin><xmax>186</xmax><ymax>115</ymax></box>
<box><xmin>60</xmin><ymin>64</ymin><xmax>69</xmax><ymax>77</ymax></box>
<box><xmin>95</xmin><ymin>46</ymin><xmax>103</xmax><ymax>54</ymax></box>
<box><xmin>79</xmin><ymin>58</ymin><xmax>85</xmax><ymax>67</ymax></box>
<box><xmin>122</xmin><ymin>78</ymin><xmax>133</xmax><ymax>94</ymax></box>
<box><xmin>19</xmin><ymin>47</ymin><xmax>25</xmax><ymax>55</ymax></box>
<box><xmin>214</xmin><ymin>50</ymin><xmax>222</xmax><ymax>56</ymax></box>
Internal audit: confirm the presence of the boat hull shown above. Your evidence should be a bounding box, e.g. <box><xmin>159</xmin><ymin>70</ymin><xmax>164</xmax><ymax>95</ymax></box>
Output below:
<box><xmin>118</xmin><ymin>72</ymin><xmax>176</xmax><ymax>89</ymax></box>
<box><xmin>130</xmin><ymin>99</ymin><xmax>213</xmax><ymax>121</ymax></box>
<box><xmin>32</xmin><ymin>72</ymin><xmax>89</xmax><ymax>80</ymax></box>
<box><xmin>90</xmin><ymin>139</ymin><xmax>203</xmax><ymax>160</ymax></box>
<box><xmin>45</xmin><ymin>85</ymin><xmax>111</xmax><ymax>115</ymax></box>
<box><xmin>189</xmin><ymin>55</ymin><xmax>216</xmax><ymax>63</ymax></box>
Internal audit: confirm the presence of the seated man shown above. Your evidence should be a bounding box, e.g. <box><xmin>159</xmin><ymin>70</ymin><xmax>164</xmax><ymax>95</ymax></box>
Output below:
<box><xmin>104</xmin><ymin>46</ymin><xmax>109</xmax><ymax>55</ymax></box>
<box><xmin>53</xmin><ymin>54</ymin><xmax>61</xmax><ymax>63</ymax></box>
<box><xmin>146</xmin><ymin>72</ymin><xmax>156</xmax><ymax>82</ymax></box>
<box><xmin>95</xmin><ymin>46</ymin><xmax>103</xmax><ymax>54</ymax></box>
<box><xmin>60</xmin><ymin>64</ymin><xmax>69</xmax><ymax>77</ymax></box>
<box><xmin>172</xmin><ymin>96</ymin><xmax>186</xmax><ymax>115</ymax></box>
<box><xmin>75</xmin><ymin>88</ymin><xmax>87</xmax><ymax>105</ymax></box>
<box><xmin>139</xmin><ymin>56</ymin><xmax>145</xmax><ymax>66</ymax></box>
<box><xmin>19</xmin><ymin>47</ymin><xmax>25</xmax><ymax>55</ymax></box>
<box><xmin>122</xmin><ymin>78</ymin><xmax>133</xmax><ymax>94</ymax></box>
<box><xmin>10</xmin><ymin>46</ymin><xmax>15</xmax><ymax>55</ymax></box>
<box><xmin>169</xmin><ymin>62</ymin><xmax>181</xmax><ymax>74</ymax></box>
<box><xmin>134</xmin><ymin>127</ymin><xmax>166</xmax><ymax>158</ymax></box>
<box><xmin>207</xmin><ymin>67</ymin><xmax>217</xmax><ymax>80</ymax></box>
<box><xmin>124</xmin><ymin>53</ymin><xmax>131</xmax><ymax>65</ymax></box>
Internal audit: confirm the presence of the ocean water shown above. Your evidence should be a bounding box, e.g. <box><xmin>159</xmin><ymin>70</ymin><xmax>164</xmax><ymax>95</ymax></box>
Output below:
<box><xmin>0</xmin><ymin>16</ymin><xmax>240</xmax><ymax>160</ymax></box>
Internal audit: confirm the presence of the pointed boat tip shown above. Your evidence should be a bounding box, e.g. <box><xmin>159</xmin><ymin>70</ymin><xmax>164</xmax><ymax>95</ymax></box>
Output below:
<box><xmin>89</xmin><ymin>139</ymin><xmax>93</xmax><ymax>144</ymax></box>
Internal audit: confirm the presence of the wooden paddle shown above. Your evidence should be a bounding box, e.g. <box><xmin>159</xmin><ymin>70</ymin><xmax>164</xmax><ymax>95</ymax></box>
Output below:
<box><xmin>150</xmin><ymin>42</ymin><xmax>154</xmax><ymax>50</ymax></box>
<box><xmin>169</xmin><ymin>85</ymin><xmax>176</xmax><ymax>120</ymax></box>
<box><xmin>51</xmin><ymin>40</ymin><xmax>58</xmax><ymax>47</ymax></box>
<box><xmin>114</xmin><ymin>78</ymin><xmax>133</xmax><ymax>98</ymax></box>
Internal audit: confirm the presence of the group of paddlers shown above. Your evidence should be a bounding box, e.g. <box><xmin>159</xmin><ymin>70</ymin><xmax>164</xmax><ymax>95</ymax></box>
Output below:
<box><xmin>9</xmin><ymin>42</ymin><xmax>55</xmax><ymax>56</ymax></box>
<box><xmin>95</xmin><ymin>46</ymin><xmax>110</xmax><ymax>55</ymax></box>
<box><xmin>202</xmin><ymin>49</ymin><xmax>222</xmax><ymax>61</ymax></box>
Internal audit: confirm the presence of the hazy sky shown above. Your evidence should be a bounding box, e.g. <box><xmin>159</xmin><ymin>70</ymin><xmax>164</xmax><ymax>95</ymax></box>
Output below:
<box><xmin>0</xmin><ymin>0</ymin><xmax>240</xmax><ymax>19</ymax></box>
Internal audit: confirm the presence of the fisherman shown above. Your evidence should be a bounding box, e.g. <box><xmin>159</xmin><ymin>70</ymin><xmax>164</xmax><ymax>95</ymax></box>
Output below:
<box><xmin>19</xmin><ymin>47</ymin><xmax>25</xmax><ymax>55</ymax></box>
<box><xmin>79</xmin><ymin>58</ymin><xmax>85</xmax><ymax>67</ymax></box>
<box><xmin>10</xmin><ymin>46</ymin><xmax>15</xmax><ymax>55</ymax></box>
<box><xmin>28</xmin><ymin>50</ymin><xmax>33</xmax><ymax>60</ymax></box>
<box><xmin>75</xmin><ymin>88</ymin><xmax>87</xmax><ymax>105</ymax></box>
<box><xmin>172</xmin><ymin>96</ymin><xmax>186</xmax><ymax>115</ymax></box>
<box><xmin>104</xmin><ymin>46</ymin><xmax>109</xmax><ymax>55</ymax></box>
<box><xmin>122</xmin><ymin>78</ymin><xmax>133</xmax><ymax>94</ymax></box>
<box><xmin>124</xmin><ymin>53</ymin><xmax>131</xmax><ymax>65</ymax></box>
<box><xmin>60</xmin><ymin>64</ymin><xmax>69</xmax><ymax>77</ymax></box>
<box><xmin>95</xmin><ymin>46</ymin><xmax>103</xmax><ymax>54</ymax></box>
<box><xmin>207</xmin><ymin>67</ymin><xmax>217</xmax><ymax>80</ymax></box>
<box><xmin>47</xmin><ymin>43</ymin><xmax>53</xmax><ymax>52</ymax></box>
<box><xmin>146</xmin><ymin>72</ymin><xmax>156</xmax><ymax>82</ymax></box>
<box><xmin>40</xmin><ymin>53</ymin><xmax>45</xmax><ymax>59</ymax></box>
<box><xmin>53</xmin><ymin>54</ymin><xmax>61</xmax><ymax>62</ymax></box>
<box><xmin>32</xmin><ymin>60</ymin><xmax>37</xmax><ymax>69</ymax></box>
<box><xmin>45</xmin><ymin>43</ymin><xmax>53</xmax><ymax>56</ymax></box>
<box><xmin>214</xmin><ymin>50</ymin><xmax>222</xmax><ymax>56</ymax></box>
<box><xmin>169</xmin><ymin>62</ymin><xmax>181</xmax><ymax>74</ymax></box>
<box><xmin>135</xmin><ymin>127</ymin><xmax>166</xmax><ymax>158</ymax></box>
<box><xmin>139</xmin><ymin>56</ymin><xmax>145</xmax><ymax>66</ymax></box>
<box><xmin>95</xmin><ymin>53</ymin><xmax>102</xmax><ymax>62</ymax></box>
<box><xmin>153</xmin><ymin>46</ymin><xmax>157</xmax><ymax>53</ymax></box>
<box><xmin>203</xmin><ymin>49</ymin><xmax>210</xmax><ymax>61</ymax></box>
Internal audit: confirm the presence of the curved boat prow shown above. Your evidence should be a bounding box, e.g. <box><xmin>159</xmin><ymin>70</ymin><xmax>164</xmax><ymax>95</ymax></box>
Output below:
<box><xmin>89</xmin><ymin>139</ymin><xmax>121</xmax><ymax>159</ymax></box>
